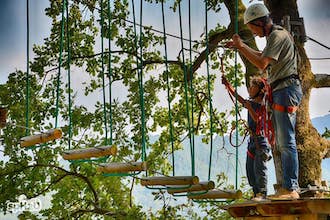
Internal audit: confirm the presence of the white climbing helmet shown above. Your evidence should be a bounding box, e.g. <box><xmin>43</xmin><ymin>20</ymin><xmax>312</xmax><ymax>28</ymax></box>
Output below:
<box><xmin>244</xmin><ymin>3</ymin><xmax>269</xmax><ymax>24</ymax></box>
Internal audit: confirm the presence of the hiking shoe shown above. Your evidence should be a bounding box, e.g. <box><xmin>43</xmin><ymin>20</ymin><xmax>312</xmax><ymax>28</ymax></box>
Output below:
<box><xmin>268</xmin><ymin>188</ymin><xmax>300</xmax><ymax>200</ymax></box>
<box><xmin>251</xmin><ymin>193</ymin><xmax>268</xmax><ymax>202</ymax></box>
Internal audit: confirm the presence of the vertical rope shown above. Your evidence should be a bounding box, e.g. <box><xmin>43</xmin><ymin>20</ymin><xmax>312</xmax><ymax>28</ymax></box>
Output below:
<box><xmin>188</xmin><ymin>0</ymin><xmax>196</xmax><ymax>177</ymax></box>
<box><xmin>107</xmin><ymin>0</ymin><xmax>113</xmax><ymax>145</ymax></box>
<box><xmin>100</xmin><ymin>0</ymin><xmax>108</xmax><ymax>145</ymax></box>
<box><xmin>161</xmin><ymin>2</ymin><xmax>175</xmax><ymax>176</ymax></box>
<box><xmin>204</xmin><ymin>0</ymin><xmax>214</xmax><ymax>181</ymax></box>
<box><xmin>234</xmin><ymin>0</ymin><xmax>239</xmax><ymax>190</ymax></box>
<box><xmin>131</xmin><ymin>0</ymin><xmax>147</xmax><ymax>163</ymax></box>
<box><xmin>178</xmin><ymin>2</ymin><xmax>195</xmax><ymax>177</ymax></box>
<box><xmin>138</xmin><ymin>0</ymin><xmax>147</xmax><ymax>162</ymax></box>
<box><xmin>66</xmin><ymin>0</ymin><xmax>72</xmax><ymax>149</ymax></box>
<box><xmin>25</xmin><ymin>0</ymin><xmax>30</xmax><ymax>135</ymax></box>
<box><xmin>55</xmin><ymin>0</ymin><xmax>66</xmax><ymax>128</ymax></box>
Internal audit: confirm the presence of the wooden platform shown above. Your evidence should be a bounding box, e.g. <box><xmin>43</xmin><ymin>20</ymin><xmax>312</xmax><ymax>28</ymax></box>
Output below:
<box><xmin>223</xmin><ymin>198</ymin><xmax>330</xmax><ymax>220</ymax></box>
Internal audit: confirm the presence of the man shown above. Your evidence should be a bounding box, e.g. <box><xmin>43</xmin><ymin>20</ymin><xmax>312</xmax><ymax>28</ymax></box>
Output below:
<box><xmin>226</xmin><ymin>3</ymin><xmax>302</xmax><ymax>199</ymax></box>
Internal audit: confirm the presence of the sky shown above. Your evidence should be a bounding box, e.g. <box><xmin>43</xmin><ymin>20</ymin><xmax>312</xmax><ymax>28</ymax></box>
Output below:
<box><xmin>0</xmin><ymin>0</ymin><xmax>329</xmax><ymax>118</ymax></box>
<box><xmin>0</xmin><ymin>0</ymin><xmax>329</xmax><ymax>218</ymax></box>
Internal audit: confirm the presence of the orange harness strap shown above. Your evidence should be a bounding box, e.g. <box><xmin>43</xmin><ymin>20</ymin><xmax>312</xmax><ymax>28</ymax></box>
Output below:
<box><xmin>247</xmin><ymin>149</ymin><xmax>255</xmax><ymax>160</ymax></box>
<box><xmin>272</xmin><ymin>103</ymin><xmax>298</xmax><ymax>113</ymax></box>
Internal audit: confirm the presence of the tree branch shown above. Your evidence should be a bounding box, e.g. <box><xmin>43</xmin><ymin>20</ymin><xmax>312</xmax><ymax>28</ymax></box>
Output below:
<box><xmin>1</xmin><ymin>163</ymin><xmax>100</xmax><ymax>207</ymax></box>
<box><xmin>313</xmin><ymin>74</ymin><xmax>330</xmax><ymax>88</ymax></box>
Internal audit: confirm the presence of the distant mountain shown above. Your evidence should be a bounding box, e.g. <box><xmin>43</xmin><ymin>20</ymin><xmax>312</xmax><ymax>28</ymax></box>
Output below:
<box><xmin>311</xmin><ymin>114</ymin><xmax>330</xmax><ymax>134</ymax></box>
<box><xmin>312</xmin><ymin>114</ymin><xmax>330</xmax><ymax>183</ymax></box>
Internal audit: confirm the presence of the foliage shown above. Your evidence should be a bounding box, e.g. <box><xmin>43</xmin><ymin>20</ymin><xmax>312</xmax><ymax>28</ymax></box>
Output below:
<box><xmin>0</xmin><ymin>0</ymin><xmax>249</xmax><ymax>219</ymax></box>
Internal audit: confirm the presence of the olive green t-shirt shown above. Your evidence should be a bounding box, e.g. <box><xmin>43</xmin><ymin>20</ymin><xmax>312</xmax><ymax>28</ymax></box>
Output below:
<box><xmin>262</xmin><ymin>25</ymin><xmax>297</xmax><ymax>90</ymax></box>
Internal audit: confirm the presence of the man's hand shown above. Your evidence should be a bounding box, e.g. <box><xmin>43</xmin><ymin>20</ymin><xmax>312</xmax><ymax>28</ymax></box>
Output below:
<box><xmin>225</xmin><ymin>34</ymin><xmax>244</xmax><ymax>49</ymax></box>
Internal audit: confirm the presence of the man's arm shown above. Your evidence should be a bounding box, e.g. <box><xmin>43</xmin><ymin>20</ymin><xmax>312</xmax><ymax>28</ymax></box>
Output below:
<box><xmin>227</xmin><ymin>34</ymin><xmax>273</xmax><ymax>70</ymax></box>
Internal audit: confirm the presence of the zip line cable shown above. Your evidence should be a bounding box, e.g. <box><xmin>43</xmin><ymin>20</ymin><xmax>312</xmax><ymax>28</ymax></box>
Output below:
<box><xmin>307</xmin><ymin>36</ymin><xmax>330</xmax><ymax>50</ymax></box>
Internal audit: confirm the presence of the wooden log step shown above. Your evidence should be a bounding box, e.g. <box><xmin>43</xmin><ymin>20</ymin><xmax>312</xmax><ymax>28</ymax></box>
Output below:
<box><xmin>187</xmin><ymin>189</ymin><xmax>242</xmax><ymax>200</ymax></box>
<box><xmin>97</xmin><ymin>161</ymin><xmax>147</xmax><ymax>173</ymax></box>
<box><xmin>140</xmin><ymin>176</ymin><xmax>199</xmax><ymax>186</ymax></box>
<box><xmin>20</xmin><ymin>128</ymin><xmax>63</xmax><ymax>148</ymax></box>
<box><xmin>62</xmin><ymin>145</ymin><xmax>117</xmax><ymax>160</ymax></box>
<box><xmin>167</xmin><ymin>181</ymin><xmax>215</xmax><ymax>194</ymax></box>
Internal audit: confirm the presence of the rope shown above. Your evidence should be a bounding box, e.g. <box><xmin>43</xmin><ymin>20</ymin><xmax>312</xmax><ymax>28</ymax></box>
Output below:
<box><xmin>139</xmin><ymin>0</ymin><xmax>147</xmax><ymax>163</ymax></box>
<box><xmin>66</xmin><ymin>0</ymin><xmax>72</xmax><ymax>149</ymax></box>
<box><xmin>131</xmin><ymin>0</ymin><xmax>147</xmax><ymax>163</ymax></box>
<box><xmin>188</xmin><ymin>0</ymin><xmax>196</xmax><ymax>178</ymax></box>
<box><xmin>25</xmin><ymin>0</ymin><xmax>30</xmax><ymax>136</ymax></box>
<box><xmin>178</xmin><ymin>1</ymin><xmax>195</xmax><ymax>177</ymax></box>
<box><xmin>100</xmin><ymin>0</ymin><xmax>108</xmax><ymax>146</ymax></box>
<box><xmin>234</xmin><ymin>0</ymin><xmax>239</xmax><ymax>190</ymax></box>
<box><xmin>204</xmin><ymin>0</ymin><xmax>214</xmax><ymax>181</ymax></box>
<box><xmin>107</xmin><ymin>0</ymin><xmax>113</xmax><ymax>145</ymax></box>
<box><xmin>161</xmin><ymin>2</ymin><xmax>175</xmax><ymax>177</ymax></box>
<box><xmin>55</xmin><ymin>0</ymin><xmax>66</xmax><ymax>128</ymax></box>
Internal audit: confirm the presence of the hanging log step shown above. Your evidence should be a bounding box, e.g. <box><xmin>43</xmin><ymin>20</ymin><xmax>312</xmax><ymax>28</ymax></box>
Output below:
<box><xmin>62</xmin><ymin>145</ymin><xmax>117</xmax><ymax>160</ymax></box>
<box><xmin>167</xmin><ymin>181</ymin><xmax>215</xmax><ymax>194</ymax></box>
<box><xmin>97</xmin><ymin>161</ymin><xmax>147</xmax><ymax>173</ymax></box>
<box><xmin>188</xmin><ymin>189</ymin><xmax>242</xmax><ymax>200</ymax></box>
<box><xmin>141</xmin><ymin>176</ymin><xmax>199</xmax><ymax>186</ymax></box>
<box><xmin>20</xmin><ymin>128</ymin><xmax>63</xmax><ymax>147</ymax></box>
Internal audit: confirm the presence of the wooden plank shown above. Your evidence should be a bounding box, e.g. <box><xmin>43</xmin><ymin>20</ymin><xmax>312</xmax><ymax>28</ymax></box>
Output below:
<box><xmin>97</xmin><ymin>161</ymin><xmax>147</xmax><ymax>173</ymax></box>
<box><xmin>305</xmin><ymin>199</ymin><xmax>330</xmax><ymax>214</ymax></box>
<box><xmin>167</xmin><ymin>181</ymin><xmax>215</xmax><ymax>194</ymax></box>
<box><xmin>140</xmin><ymin>176</ymin><xmax>199</xmax><ymax>186</ymax></box>
<box><xmin>62</xmin><ymin>145</ymin><xmax>117</xmax><ymax>160</ymax></box>
<box><xmin>188</xmin><ymin>189</ymin><xmax>242</xmax><ymax>200</ymax></box>
<box><xmin>256</xmin><ymin>201</ymin><xmax>310</xmax><ymax>216</ymax></box>
<box><xmin>20</xmin><ymin>128</ymin><xmax>63</xmax><ymax>147</ymax></box>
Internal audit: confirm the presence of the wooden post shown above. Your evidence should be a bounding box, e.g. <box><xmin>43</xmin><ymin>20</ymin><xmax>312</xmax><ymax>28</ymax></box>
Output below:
<box><xmin>140</xmin><ymin>176</ymin><xmax>199</xmax><ymax>186</ymax></box>
<box><xmin>187</xmin><ymin>189</ymin><xmax>242</xmax><ymax>200</ymax></box>
<box><xmin>167</xmin><ymin>181</ymin><xmax>215</xmax><ymax>194</ymax></box>
<box><xmin>62</xmin><ymin>145</ymin><xmax>117</xmax><ymax>160</ymax></box>
<box><xmin>20</xmin><ymin>128</ymin><xmax>62</xmax><ymax>147</ymax></box>
<box><xmin>97</xmin><ymin>161</ymin><xmax>147</xmax><ymax>173</ymax></box>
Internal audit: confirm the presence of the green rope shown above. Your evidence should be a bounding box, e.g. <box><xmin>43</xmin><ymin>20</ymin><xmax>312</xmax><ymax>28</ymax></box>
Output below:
<box><xmin>204</xmin><ymin>0</ymin><xmax>214</xmax><ymax>181</ymax></box>
<box><xmin>107</xmin><ymin>0</ymin><xmax>113</xmax><ymax>145</ymax></box>
<box><xmin>139</xmin><ymin>0</ymin><xmax>147</xmax><ymax>163</ymax></box>
<box><xmin>100</xmin><ymin>0</ymin><xmax>108</xmax><ymax>146</ymax></box>
<box><xmin>188</xmin><ymin>0</ymin><xmax>196</xmax><ymax>176</ymax></box>
<box><xmin>25</xmin><ymin>0</ymin><xmax>30</xmax><ymax>136</ymax></box>
<box><xmin>66</xmin><ymin>0</ymin><xmax>72</xmax><ymax>150</ymax></box>
<box><xmin>55</xmin><ymin>0</ymin><xmax>66</xmax><ymax>128</ymax></box>
<box><xmin>161</xmin><ymin>2</ymin><xmax>175</xmax><ymax>177</ymax></box>
<box><xmin>234</xmin><ymin>0</ymin><xmax>239</xmax><ymax>190</ymax></box>
<box><xmin>131</xmin><ymin>0</ymin><xmax>147</xmax><ymax>162</ymax></box>
<box><xmin>178</xmin><ymin>1</ymin><xmax>195</xmax><ymax>177</ymax></box>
